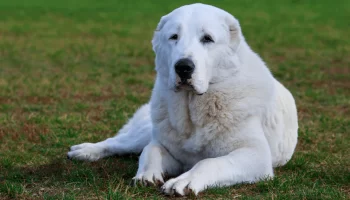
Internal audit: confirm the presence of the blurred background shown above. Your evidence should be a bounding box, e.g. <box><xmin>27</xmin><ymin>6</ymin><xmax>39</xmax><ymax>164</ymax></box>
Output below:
<box><xmin>0</xmin><ymin>0</ymin><xmax>349</xmax><ymax>199</ymax></box>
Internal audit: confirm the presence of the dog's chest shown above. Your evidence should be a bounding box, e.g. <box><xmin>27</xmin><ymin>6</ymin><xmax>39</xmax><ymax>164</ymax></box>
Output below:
<box><xmin>168</xmin><ymin>91</ymin><xmax>232</xmax><ymax>131</ymax></box>
<box><xmin>157</xmin><ymin>91</ymin><xmax>238</xmax><ymax>165</ymax></box>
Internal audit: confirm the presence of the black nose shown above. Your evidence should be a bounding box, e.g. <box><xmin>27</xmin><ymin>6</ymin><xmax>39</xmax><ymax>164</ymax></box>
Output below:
<box><xmin>175</xmin><ymin>58</ymin><xmax>195</xmax><ymax>80</ymax></box>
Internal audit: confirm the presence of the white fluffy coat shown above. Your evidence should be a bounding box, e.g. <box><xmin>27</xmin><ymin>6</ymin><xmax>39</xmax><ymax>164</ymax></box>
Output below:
<box><xmin>67</xmin><ymin>3</ymin><xmax>298</xmax><ymax>196</ymax></box>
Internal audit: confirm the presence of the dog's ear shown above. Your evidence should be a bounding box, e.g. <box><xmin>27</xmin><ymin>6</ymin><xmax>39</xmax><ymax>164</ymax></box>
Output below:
<box><xmin>155</xmin><ymin>15</ymin><xmax>169</xmax><ymax>31</ymax></box>
<box><xmin>225</xmin><ymin>15</ymin><xmax>242</xmax><ymax>51</ymax></box>
<box><xmin>152</xmin><ymin>15</ymin><xmax>169</xmax><ymax>52</ymax></box>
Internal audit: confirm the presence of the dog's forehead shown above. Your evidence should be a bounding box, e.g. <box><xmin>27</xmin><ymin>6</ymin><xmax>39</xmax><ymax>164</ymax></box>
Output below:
<box><xmin>166</xmin><ymin>6</ymin><xmax>225</xmax><ymax>31</ymax></box>
<box><xmin>171</xmin><ymin>4</ymin><xmax>224</xmax><ymax>21</ymax></box>
<box><xmin>172</xmin><ymin>3</ymin><xmax>225</xmax><ymax>15</ymax></box>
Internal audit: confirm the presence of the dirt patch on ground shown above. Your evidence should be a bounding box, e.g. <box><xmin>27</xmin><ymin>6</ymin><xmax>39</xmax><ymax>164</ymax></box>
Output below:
<box><xmin>24</xmin><ymin>96</ymin><xmax>57</xmax><ymax>105</ymax></box>
<box><xmin>0</xmin><ymin>123</ymin><xmax>50</xmax><ymax>143</ymax></box>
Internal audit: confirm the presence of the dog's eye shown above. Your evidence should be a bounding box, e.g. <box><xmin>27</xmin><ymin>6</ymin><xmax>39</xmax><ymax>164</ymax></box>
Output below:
<box><xmin>201</xmin><ymin>34</ymin><xmax>214</xmax><ymax>43</ymax></box>
<box><xmin>169</xmin><ymin>34</ymin><xmax>178</xmax><ymax>40</ymax></box>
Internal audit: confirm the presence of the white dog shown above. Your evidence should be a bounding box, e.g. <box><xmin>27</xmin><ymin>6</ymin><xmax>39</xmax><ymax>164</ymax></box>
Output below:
<box><xmin>67</xmin><ymin>3</ymin><xmax>298</xmax><ymax>196</ymax></box>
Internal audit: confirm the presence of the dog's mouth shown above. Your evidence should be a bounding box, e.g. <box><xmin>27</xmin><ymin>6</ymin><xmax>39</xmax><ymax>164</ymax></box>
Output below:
<box><xmin>176</xmin><ymin>79</ymin><xmax>193</xmax><ymax>90</ymax></box>
<box><xmin>175</xmin><ymin>80</ymin><xmax>204</xmax><ymax>95</ymax></box>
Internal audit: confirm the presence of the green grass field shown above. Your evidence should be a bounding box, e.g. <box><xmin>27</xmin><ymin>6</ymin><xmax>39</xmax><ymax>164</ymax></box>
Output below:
<box><xmin>0</xmin><ymin>0</ymin><xmax>349</xmax><ymax>199</ymax></box>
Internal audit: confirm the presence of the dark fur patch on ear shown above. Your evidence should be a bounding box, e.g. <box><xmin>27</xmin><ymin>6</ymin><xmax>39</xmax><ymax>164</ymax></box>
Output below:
<box><xmin>226</xmin><ymin>17</ymin><xmax>240</xmax><ymax>36</ymax></box>
<box><xmin>229</xmin><ymin>25</ymin><xmax>239</xmax><ymax>38</ymax></box>
<box><xmin>229</xmin><ymin>27</ymin><xmax>238</xmax><ymax>33</ymax></box>
<box><xmin>225</xmin><ymin>15</ymin><xmax>242</xmax><ymax>51</ymax></box>
<box><xmin>229</xmin><ymin>25</ymin><xmax>237</xmax><ymax>32</ymax></box>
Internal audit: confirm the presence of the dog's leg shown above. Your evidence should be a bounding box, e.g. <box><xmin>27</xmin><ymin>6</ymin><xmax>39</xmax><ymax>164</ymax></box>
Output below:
<box><xmin>132</xmin><ymin>141</ymin><xmax>182</xmax><ymax>186</ymax></box>
<box><xmin>161</xmin><ymin>145</ymin><xmax>273</xmax><ymax>196</ymax></box>
<box><xmin>67</xmin><ymin>104</ymin><xmax>152</xmax><ymax>161</ymax></box>
<box><xmin>161</xmin><ymin>117</ymin><xmax>274</xmax><ymax>196</ymax></box>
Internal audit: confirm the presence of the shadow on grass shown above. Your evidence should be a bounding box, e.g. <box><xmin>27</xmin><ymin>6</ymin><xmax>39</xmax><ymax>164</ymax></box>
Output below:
<box><xmin>1</xmin><ymin>154</ymin><xmax>140</xmax><ymax>199</ymax></box>
<box><xmin>1</xmin><ymin>153</ymin><xmax>349</xmax><ymax>199</ymax></box>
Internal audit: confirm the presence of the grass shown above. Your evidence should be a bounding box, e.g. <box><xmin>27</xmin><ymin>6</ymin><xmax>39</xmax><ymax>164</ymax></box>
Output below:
<box><xmin>0</xmin><ymin>0</ymin><xmax>349</xmax><ymax>199</ymax></box>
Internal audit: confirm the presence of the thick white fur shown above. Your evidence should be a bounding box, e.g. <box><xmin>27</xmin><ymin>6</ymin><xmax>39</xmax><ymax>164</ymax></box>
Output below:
<box><xmin>67</xmin><ymin>3</ymin><xmax>298</xmax><ymax>196</ymax></box>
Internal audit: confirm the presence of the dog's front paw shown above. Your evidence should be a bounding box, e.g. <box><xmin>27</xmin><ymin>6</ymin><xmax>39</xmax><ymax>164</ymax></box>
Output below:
<box><xmin>67</xmin><ymin>143</ymin><xmax>105</xmax><ymax>162</ymax></box>
<box><xmin>132</xmin><ymin>170</ymin><xmax>164</xmax><ymax>187</ymax></box>
<box><xmin>161</xmin><ymin>172</ymin><xmax>203</xmax><ymax>196</ymax></box>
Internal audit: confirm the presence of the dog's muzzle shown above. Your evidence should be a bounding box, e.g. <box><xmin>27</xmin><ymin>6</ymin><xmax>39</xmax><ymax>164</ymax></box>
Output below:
<box><xmin>175</xmin><ymin>58</ymin><xmax>195</xmax><ymax>82</ymax></box>
<box><xmin>174</xmin><ymin>58</ymin><xmax>204</xmax><ymax>95</ymax></box>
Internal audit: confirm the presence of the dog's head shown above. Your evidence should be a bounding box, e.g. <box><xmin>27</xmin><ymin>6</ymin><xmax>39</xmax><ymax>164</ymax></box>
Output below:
<box><xmin>152</xmin><ymin>3</ymin><xmax>244</xmax><ymax>95</ymax></box>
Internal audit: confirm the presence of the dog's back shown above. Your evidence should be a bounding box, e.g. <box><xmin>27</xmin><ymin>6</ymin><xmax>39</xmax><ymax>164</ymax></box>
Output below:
<box><xmin>263</xmin><ymin>79</ymin><xmax>298</xmax><ymax>167</ymax></box>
